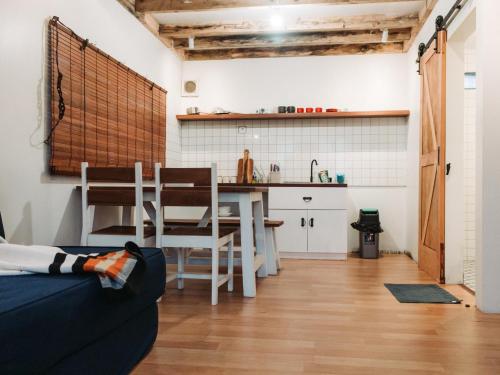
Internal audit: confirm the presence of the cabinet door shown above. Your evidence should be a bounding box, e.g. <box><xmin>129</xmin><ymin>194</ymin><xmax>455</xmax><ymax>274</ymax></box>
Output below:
<box><xmin>269</xmin><ymin>209</ymin><xmax>308</xmax><ymax>253</ymax></box>
<box><xmin>307</xmin><ymin>210</ymin><xmax>347</xmax><ymax>253</ymax></box>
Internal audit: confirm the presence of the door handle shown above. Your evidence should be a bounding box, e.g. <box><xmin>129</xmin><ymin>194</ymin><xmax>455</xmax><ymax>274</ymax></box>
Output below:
<box><xmin>303</xmin><ymin>196</ymin><xmax>312</xmax><ymax>202</ymax></box>
<box><xmin>446</xmin><ymin>163</ymin><xmax>451</xmax><ymax>175</ymax></box>
<box><xmin>301</xmin><ymin>217</ymin><xmax>306</xmax><ymax>227</ymax></box>
<box><xmin>309</xmin><ymin>218</ymin><xmax>314</xmax><ymax>227</ymax></box>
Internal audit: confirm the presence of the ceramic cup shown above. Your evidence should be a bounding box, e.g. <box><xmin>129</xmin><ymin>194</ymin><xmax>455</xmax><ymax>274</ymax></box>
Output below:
<box><xmin>336</xmin><ymin>173</ymin><xmax>345</xmax><ymax>184</ymax></box>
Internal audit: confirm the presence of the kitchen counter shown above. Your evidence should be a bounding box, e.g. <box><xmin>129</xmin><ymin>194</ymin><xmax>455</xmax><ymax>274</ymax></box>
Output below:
<box><xmin>219</xmin><ymin>182</ymin><xmax>347</xmax><ymax>188</ymax></box>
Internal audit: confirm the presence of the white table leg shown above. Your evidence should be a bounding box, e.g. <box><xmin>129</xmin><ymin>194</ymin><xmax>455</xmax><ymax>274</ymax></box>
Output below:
<box><xmin>239</xmin><ymin>194</ymin><xmax>257</xmax><ymax>298</ymax></box>
<box><xmin>273</xmin><ymin>227</ymin><xmax>281</xmax><ymax>270</ymax></box>
<box><xmin>265</xmin><ymin>227</ymin><xmax>277</xmax><ymax>275</ymax></box>
<box><xmin>122</xmin><ymin>206</ymin><xmax>133</xmax><ymax>226</ymax></box>
<box><xmin>253</xmin><ymin>199</ymin><xmax>268</xmax><ymax>278</ymax></box>
<box><xmin>81</xmin><ymin>205</ymin><xmax>95</xmax><ymax>246</ymax></box>
<box><xmin>177</xmin><ymin>248</ymin><xmax>185</xmax><ymax>290</ymax></box>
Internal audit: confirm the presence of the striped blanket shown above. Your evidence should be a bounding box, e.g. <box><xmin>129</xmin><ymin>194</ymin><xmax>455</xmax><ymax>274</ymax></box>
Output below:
<box><xmin>0</xmin><ymin>241</ymin><xmax>145</xmax><ymax>296</ymax></box>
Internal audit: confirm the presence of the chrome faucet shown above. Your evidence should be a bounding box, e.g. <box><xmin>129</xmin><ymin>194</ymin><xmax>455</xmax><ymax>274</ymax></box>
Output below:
<box><xmin>310</xmin><ymin>159</ymin><xmax>318</xmax><ymax>183</ymax></box>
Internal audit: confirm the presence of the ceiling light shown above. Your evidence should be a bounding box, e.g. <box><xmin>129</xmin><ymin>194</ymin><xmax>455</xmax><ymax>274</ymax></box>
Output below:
<box><xmin>381</xmin><ymin>29</ymin><xmax>389</xmax><ymax>43</ymax></box>
<box><xmin>270</xmin><ymin>14</ymin><xmax>285</xmax><ymax>30</ymax></box>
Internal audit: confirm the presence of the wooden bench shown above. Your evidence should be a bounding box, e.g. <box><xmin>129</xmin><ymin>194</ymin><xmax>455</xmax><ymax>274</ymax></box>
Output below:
<box><xmin>160</xmin><ymin>218</ymin><xmax>283</xmax><ymax>228</ymax></box>
<box><xmin>148</xmin><ymin>218</ymin><xmax>283</xmax><ymax>274</ymax></box>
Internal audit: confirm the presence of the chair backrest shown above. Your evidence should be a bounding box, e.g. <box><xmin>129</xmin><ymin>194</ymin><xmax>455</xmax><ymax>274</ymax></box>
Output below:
<box><xmin>155</xmin><ymin>163</ymin><xmax>218</xmax><ymax>245</ymax></box>
<box><xmin>86</xmin><ymin>167</ymin><xmax>137</xmax><ymax>183</ymax></box>
<box><xmin>158</xmin><ymin>168</ymin><xmax>212</xmax><ymax>186</ymax></box>
<box><xmin>82</xmin><ymin>163</ymin><xmax>142</xmax><ymax>207</ymax></box>
<box><xmin>81</xmin><ymin>162</ymin><xmax>144</xmax><ymax>243</ymax></box>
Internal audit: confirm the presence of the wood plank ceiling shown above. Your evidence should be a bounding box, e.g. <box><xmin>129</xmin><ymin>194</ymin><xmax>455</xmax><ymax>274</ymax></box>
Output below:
<box><xmin>117</xmin><ymin>0</ymin><xmax>437</xmax><ymax>60</ymax></box>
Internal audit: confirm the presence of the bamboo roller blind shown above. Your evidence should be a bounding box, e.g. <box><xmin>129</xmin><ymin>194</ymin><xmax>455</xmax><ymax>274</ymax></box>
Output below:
<box><xmin>48</xmin><ymin>17</ymin><xmax>166</xmax><ymax>178</ymax></box>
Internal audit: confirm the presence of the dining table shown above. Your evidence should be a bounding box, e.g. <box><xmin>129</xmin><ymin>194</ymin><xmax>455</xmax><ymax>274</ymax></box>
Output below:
<box><xmin>77</xmin><ymin>184</ymin><xmax>269</xmax><ymax>298</ymax></box>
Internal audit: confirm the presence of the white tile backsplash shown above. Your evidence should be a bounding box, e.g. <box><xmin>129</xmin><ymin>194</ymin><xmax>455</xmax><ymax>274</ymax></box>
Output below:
<box><xmin>181</xmin><ymin>117</ymin><xmax>408</xmax><ymax>186</ymax></box>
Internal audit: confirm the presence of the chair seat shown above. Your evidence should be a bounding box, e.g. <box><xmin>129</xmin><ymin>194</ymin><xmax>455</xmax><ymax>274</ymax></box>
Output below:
<box><xmin>163</xmin><ymin>226</ymin><xmax>236</xmax><ymax>239</ymax></box>
<box><xmin>91</xmin><ymin>226</ymin><xmax>155</xmax><ymax>237</ymax></box>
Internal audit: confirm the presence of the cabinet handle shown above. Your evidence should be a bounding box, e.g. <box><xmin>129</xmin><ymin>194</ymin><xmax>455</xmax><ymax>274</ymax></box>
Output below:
<box><xmin>309</xmin><ymin>218</ymin><xmax>314</xmax><ymax>227</ymax></box>
<box><xmin>303</xmin><ymin>196</ymin><xmax>312</xmax><ymax>202</ymax></box>
<box><xmin>301</xmin><ymin>218</ymin><xmax>306</xmax><ymax>227</ymax></box>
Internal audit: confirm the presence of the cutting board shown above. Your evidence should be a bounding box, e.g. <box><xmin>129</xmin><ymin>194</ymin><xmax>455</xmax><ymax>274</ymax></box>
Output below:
<box><xmin>237</xmin><ymin>149</ymin><xmax>253</xmax><ymax>184</ymax></box>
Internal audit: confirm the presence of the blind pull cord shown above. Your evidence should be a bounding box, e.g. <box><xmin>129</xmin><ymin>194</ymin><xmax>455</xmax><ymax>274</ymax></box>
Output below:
<box><xmin>44</xmin><ymin>20</ymin><xmax>66</xmax><ymax>145</ymax></box>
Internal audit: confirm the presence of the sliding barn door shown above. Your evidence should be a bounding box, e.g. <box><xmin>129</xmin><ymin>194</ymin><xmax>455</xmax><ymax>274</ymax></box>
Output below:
<box><xmin>419</xmin><ymin>31</ymin><xmax>447</xmax><ymax>283</ymax></box>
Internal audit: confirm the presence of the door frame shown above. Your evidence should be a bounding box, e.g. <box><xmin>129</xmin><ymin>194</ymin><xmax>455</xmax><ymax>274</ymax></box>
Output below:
<box><xmin>445</xmin><ymin>9</ymin><xmax>477</xmax><ymax>284</ymax></box>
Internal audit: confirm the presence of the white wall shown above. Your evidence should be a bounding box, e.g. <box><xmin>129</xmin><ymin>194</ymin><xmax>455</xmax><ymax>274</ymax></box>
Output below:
<box><xmin>180</xmin><ymin>54</ymin><xmax>409</xmax><ymax>251</ymax></box>
<box><xmin>475</xmin><ymin>0</ymin><xmax>500</xmax><ymax>312</ymax></box>
<box><xmin>0</xmin><ymin>0</ymin><xmax>182</xmax><ymax>245</ymax></box>
<box><xmin>181</xmin><ymin>54</ymin><xmax>408</xmax><ymax>114</ymax></box>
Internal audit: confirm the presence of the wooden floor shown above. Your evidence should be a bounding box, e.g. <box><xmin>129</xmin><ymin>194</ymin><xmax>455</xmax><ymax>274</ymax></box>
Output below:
<box><xmin>133</xmin><ymin>255</ymin><xmax>500</xmax><ymax>375</ymax></box>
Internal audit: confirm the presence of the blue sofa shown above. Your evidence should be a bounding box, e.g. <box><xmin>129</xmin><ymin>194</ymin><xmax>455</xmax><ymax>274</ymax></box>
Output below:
<box><xmin>0</xmin><ymin>246</ymin><xmax>165</xmax><ymax>374</ymax></box>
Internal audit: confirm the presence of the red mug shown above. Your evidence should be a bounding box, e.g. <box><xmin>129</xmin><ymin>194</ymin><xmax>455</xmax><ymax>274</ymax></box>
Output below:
<box><xmin>305</xmin><ymin>107</ymin><xmax>313</xmax><ymax>113</ymax></box>
<box><xmin>297</xmin><ymin>107</ymin><xmax>304</xmax><ymax>113</ymax></box>
<box><xmin>315</xmin><ymin>107</ymin><xmax>323</xmax><ymax>112</ymax></box>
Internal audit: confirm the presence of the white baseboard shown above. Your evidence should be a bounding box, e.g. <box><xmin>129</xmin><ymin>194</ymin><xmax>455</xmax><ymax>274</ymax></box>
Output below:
<box><xmin>280</xmin><ymin>252</ymin><xmax>347</xmax><ymax>260</ymax></box>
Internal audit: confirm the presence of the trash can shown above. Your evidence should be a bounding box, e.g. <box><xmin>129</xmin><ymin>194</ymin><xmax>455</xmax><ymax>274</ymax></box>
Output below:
<box><xmin>351</xmin><ymin>209</ymin><xmax>383</xmax><ymax>259</ymax></box>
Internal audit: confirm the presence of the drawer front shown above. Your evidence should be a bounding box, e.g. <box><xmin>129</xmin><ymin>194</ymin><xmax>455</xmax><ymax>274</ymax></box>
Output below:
<box><xmin>269</xmin><ymin>187</ymin><xmax>347</xmax><ymax>210</ymax></box>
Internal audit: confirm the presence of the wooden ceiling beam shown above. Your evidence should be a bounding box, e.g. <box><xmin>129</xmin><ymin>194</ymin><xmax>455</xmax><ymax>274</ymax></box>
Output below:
<box><xmin>136</xmin><ymin>0</ymin><xmax>422</xmax><ymax>13</ymax></box>
<box><xmin>173</xmin><ymin>28</ymin><xmax>411</xmax><ymax>49</ymax></box>
<box><xmin>115</xmin><ymin>0</ymin><xmax>177</xmax><ymax>50</ymax></box>
<box><xmin>403</xmin><ymin>0</ymin><xmax>438</xmax><ymax>51</ymax></box>
<box><xmin>184</xmin><ymin>42</ymin><xmax>404</xmax><ymax>60</ymax></box>
<box><xmin>159</xmin><ymin>14</ymin><xmax>418</xmax><ymax>38</ymax></box>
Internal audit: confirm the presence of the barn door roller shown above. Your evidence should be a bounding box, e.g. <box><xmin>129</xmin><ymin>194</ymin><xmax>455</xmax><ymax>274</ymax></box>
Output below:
<box><xmin>416</xmin><ymin>0</ymin><xmax>469</xmax><ymax>74</ymax></box>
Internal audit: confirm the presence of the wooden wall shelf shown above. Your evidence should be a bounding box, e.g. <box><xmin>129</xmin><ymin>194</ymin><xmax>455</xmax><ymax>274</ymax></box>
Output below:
<box><xmin>176</xmin><ymin>110</ymin><xmax>410</xmax><ymax>122</ymax></box>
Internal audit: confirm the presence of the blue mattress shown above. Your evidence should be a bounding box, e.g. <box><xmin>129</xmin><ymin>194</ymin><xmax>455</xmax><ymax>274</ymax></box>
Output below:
<box><xmin>0</xmin><ymin>246</ymin><xmax>165</xmax><ymax>374</ymax></box>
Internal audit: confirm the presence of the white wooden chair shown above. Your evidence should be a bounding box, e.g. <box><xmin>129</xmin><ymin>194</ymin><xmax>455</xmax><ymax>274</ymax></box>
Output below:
<box><xmin>154</xmin><ymin>163</ymin><xmax>235</xmax><ymax>305</ymax></box>
<box><xmin>81</xmin><ymin>162</ymin><xmax>154</xmax><ymax>247</ymax></box>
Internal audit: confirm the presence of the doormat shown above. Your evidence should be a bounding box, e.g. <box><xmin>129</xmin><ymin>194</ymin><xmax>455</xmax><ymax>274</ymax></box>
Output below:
<box><xmin>385</xmin><ymin>284</ymin><xmax>461</xmax><ymax>304</ymax></box>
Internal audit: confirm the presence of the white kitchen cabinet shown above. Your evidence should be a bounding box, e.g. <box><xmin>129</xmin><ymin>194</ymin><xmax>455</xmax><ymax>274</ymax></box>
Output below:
<box><xmin>306</xmin><ymin>210</ymin><xmax>347</xmax><ymax>253</ymax></box>
<box><xmin>269</xmin><ymin>209</ymin><xmax>308</xmax><ymax>253</ymax></box>
<box><xmin>269</xmin><ymin>209</ymin><xmax>347</xmax><ymax>257</ymax></box>
<box><xmin>268</xmin><ymin>186</ymin><xmax>348</xmax><ymax>259</ymax></box>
